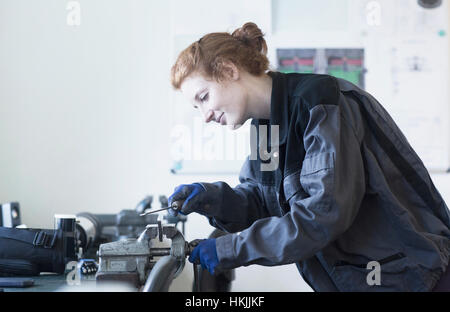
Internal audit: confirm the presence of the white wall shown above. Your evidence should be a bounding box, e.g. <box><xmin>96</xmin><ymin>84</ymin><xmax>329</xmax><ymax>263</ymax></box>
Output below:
<box><xmin>0</xmin><ymin>0</ymin><xmax>173</xmax><ymax>225</ymax></box>
<box><xmin>0</xmin><ymin>0</ymin><xmax>449</xmax><ymax>292</ymax></box>
<box><xmin>0</xmin><ymin>0</ymin><xmax>310</xmax><ymax>292</ymax></box>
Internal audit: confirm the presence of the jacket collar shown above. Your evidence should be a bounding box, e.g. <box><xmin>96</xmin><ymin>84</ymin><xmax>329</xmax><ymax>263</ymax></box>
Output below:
<box><xmin>267</xmin><ymin>71</ymin><xmax>289</xmax><ymax>146</ymax></box>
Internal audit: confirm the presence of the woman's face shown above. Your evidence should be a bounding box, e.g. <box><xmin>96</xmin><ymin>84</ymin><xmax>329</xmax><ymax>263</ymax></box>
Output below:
<box><xmin>180</xmin><ymin>68</ymin><xmax>248</xmax><ymax>130</ymax></box>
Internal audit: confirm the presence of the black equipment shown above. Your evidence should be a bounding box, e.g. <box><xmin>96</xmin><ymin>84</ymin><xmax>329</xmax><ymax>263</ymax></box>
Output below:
<box><xmin>0</xmin><ymin>202</ymin><xmax>21</xmax><ymax>228</ymax></box>
<box><xmin>418</xmin><ymin>0</ymin><xmax>442</xmax><ymax>9</ymax></box>
<box><xmin>0</xmin><ymin>215</ymin><xmax>77</xmax><ymax>276</ymax></box>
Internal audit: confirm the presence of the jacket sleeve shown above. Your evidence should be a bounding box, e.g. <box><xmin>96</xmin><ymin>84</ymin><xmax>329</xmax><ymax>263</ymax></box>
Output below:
<box><xmin>200</xmin><ymin>158</ymin><xmax>273</xmax><ymax>233</ymax></box>
<box><xmin>215</xmin><ymin>103</ymin><xmax>366</xmax><ymax>270</ymax></box>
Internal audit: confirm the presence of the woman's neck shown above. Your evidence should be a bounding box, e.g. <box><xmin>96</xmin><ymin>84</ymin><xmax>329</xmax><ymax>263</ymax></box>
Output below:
<box><xmin>242</xmin><ymin>72</ymin><xmax>273</xmax><ymax>120</ymax></box>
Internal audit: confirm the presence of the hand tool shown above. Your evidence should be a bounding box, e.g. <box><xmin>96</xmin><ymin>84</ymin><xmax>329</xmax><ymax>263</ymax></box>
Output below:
<box><xmin>185</xmin><ymin>239</ymin><xmax>204</xmax><ymax>292</ymax></box>
<box><xmin>139</xmin><ymin>200</ymin><xmax>184</xmax><ymax>216</ymax></box>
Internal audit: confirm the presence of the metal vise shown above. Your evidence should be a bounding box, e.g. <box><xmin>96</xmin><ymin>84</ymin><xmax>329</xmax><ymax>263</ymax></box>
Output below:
<box><xmin>96</xmin><ymin>221</ymin><xmax>193</xmax><ymax>291</ymax></box>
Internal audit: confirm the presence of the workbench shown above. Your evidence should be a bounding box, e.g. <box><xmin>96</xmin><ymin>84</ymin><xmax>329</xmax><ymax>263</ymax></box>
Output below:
<box><xmin>0</xmin><ymin>273</ymin><xmax>135</xmax><ymax>292</ymax></box>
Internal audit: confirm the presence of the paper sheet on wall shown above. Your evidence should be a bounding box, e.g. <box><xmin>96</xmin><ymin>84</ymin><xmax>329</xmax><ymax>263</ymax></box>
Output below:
<box><xmin>356</xmin><ymin>0</ymin><xmax>449</xmax><ymax>171</ymax></box>
<box><xmin>388</xmin><ymin>39</ymin><xmax>449</xmax><ymax>170</ymax></box>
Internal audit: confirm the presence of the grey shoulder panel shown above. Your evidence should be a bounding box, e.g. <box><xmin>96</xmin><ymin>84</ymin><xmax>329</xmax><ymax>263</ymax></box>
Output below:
<box><xmin>292</xmin><ymin>75</ymin><xmax>340</xmax><ymax>110</ymax></box>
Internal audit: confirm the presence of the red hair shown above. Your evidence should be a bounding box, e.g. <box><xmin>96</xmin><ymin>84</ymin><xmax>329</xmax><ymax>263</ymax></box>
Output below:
<box><xmin>170</xmin><ymin>22</ymin><xmax>270</xmax><ymax>90</ymax></box>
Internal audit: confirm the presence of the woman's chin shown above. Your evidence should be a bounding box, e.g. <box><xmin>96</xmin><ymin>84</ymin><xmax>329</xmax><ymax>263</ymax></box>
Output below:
<box><xmin>225</xmin><ymin>117</ymin><xmax>247</xmax><ymax>130</ymax></box>
<box><xmin>226</xmin><ymin>121</ymin><xmax>244</xmax><ymax>130</ymax></box>
<box><xmin>221</xmin><ymin>115</ymin><xmax>246</xmax><ymax>130</ymax></box>
<box><xmin>227</xmin><ymin>124</ymin><xmax>242</xmax><ymax>130</ymax></box>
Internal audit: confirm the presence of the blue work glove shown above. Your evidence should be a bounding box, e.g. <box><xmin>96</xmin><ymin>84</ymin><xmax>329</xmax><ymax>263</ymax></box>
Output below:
<box><xmin>168</xmin><ymin>183</ymin><xmax>214</xmax><ymax>216</ymax></box>
<box><xmin>189</xmin><ymin>239</ymin><xmax>219</xmax><ymax>275</ymax></box>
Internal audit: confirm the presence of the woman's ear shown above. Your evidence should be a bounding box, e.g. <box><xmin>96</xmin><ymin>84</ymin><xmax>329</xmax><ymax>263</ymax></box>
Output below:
<box><xmin>222</xmin><ymin>61</ymin><xmax>240</xmax><ymax>81</ymax></box>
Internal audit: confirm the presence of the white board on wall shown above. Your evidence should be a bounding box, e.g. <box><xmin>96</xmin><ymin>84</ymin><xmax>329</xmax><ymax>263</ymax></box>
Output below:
<box><xmin>270</xmin><ymin>0</ymin><xmax>450</xmax><ymax>172</ymax></box>
<box><xmin>367</xmin><ymin>0</ymin><xmax>450</xmax><ymax>171</ymax></box>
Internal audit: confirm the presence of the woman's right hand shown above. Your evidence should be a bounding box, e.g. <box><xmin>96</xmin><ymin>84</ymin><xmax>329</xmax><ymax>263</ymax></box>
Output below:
<box><xmin>168</xmin><ymin>183</ymin><xmax>211</xmax><ymax>216</ymax></box>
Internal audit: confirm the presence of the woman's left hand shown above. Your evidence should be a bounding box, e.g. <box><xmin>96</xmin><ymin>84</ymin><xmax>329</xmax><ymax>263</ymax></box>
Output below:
<box><xmin>188</xmin><ymin>238</ymin><xmax>219</xmax><ymax>275</ymax></box>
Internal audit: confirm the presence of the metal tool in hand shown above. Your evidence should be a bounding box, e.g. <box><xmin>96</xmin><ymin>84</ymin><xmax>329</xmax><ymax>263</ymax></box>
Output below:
<box><xmin>139</xmin><ymin>200</ymin><xmax>184</xmax><ymax>216</ymax></box>
<box><xmin>186</xmin><ymin>239</ymin><xmax>204</xmax><ymax>292</ymax></box>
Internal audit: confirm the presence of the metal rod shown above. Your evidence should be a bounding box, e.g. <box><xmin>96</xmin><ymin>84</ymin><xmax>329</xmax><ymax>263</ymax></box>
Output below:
<box><xmin>139</xmin><ymin>201</ymin><xmax>184</xmax><ymax>216</ymax></box>
<box><xmin>140</xmin><ymin>206</ymin><xmax>172</xmax><ymax>216</ymax></box>
<box><xmin>150</xmin><ymin>248</ymin><xmax>171</xmax><ymax>257</ymax></box>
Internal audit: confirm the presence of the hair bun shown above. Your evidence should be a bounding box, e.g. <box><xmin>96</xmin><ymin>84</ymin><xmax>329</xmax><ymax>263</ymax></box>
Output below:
<box><xmin>232</xmin><ymin>22</ymin><xmax>267</xmax><ymax>55</ymax></box>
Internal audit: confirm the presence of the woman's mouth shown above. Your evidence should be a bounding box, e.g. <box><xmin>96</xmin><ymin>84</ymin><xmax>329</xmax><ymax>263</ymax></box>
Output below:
<box><xmin>218</xmin><ymin>112</ymin><xmax>226</xmax><ymax>125</ymax></box>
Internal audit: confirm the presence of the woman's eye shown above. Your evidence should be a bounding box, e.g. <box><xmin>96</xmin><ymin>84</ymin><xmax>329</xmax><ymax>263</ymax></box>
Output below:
<box><xmin>200</xmin><ymin>93</ymin><xmax>209</xmax><ymax>102</ymax></box>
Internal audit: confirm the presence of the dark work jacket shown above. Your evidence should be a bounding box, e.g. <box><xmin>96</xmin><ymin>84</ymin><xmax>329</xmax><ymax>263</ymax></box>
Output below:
<box><xmin>199</xmin><ymin>71</ymin><xmax>450</xmax><ymax>292</ymax></box>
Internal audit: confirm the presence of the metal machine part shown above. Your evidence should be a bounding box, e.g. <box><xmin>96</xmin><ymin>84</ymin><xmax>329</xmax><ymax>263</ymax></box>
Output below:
<box><xmin>75</xmin><ymin>195</ymin><xmax>155</xmax><ymax>256</ymax></box>
<box><xmin>74</xmin><ymin>196</ymin><xmax>184</xmax><ymax>258</ymax></box>
<box><xmin>418</xmin><ymin>0</ymin><xmax>442</xmax><ymax>9</ymax></box>
<box><xmin>141</xmin><ymin>240</ymin><xmax>201</xmax><ymax>292</ymax></box>
<box><xmin>75</xmin><ymin>210</ymin><xmax>159</xmax><ymax>258</ymax></box>
<box><xmin>96</xmin><ymin>222</ymin><xmax>191</xmax><ymax>289</ymax></box>
<box><xmin>0</xmin><ymin>202</ymin><xmax>21</xmax><ymax>228</ymax></box>
<box><xmin>142</xmin><ymin>256</ymin><xmax>178</xmax><ymax>292</ymax></box>
<box><xmin>134</xmin><ymin>195</ymin><xmax>153</xmax><ymax>215</ymax></box>
<box><xmin>54</xmin><ymin>215</ymin><xmax>77</xmax><ymax>264</ymax></box>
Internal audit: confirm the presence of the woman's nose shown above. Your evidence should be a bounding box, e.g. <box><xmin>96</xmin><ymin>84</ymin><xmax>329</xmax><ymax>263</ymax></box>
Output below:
<box><xmin>204</xmin><ymin>110</ymin><xmax>215</xmax><ymax>123</ymax></box>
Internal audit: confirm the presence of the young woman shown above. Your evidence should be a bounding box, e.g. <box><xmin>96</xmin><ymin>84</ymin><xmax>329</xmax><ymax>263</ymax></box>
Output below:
<box><xmin>168</xmin><ymin>22</ymin><xmax>450</xmax><ymax>292</ymax></box>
